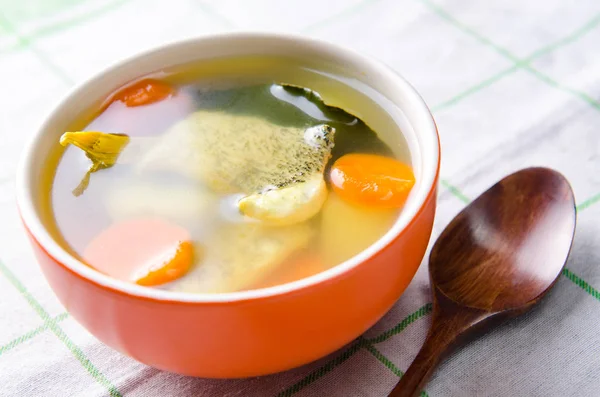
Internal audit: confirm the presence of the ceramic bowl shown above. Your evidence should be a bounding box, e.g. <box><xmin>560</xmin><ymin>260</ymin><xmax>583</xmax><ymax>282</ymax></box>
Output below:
<box><xmin>17</xmin><ymin>33</ymin><xmax>440</xmax><ymax>378</ymax></box>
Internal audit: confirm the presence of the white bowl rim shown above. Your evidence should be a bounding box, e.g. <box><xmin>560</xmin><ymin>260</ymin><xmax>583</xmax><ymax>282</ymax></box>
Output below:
<box><xmin>16</xmin><ymin>31</ymin><xmax>439</xmax><ymax>303</ymax></box>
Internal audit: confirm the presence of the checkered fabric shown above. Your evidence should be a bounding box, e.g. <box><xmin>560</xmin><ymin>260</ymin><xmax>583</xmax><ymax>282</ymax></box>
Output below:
<box><xmin>1</xmin><ymin>1</ymin><xmax>599</xmax><ymax>396</ymax></box>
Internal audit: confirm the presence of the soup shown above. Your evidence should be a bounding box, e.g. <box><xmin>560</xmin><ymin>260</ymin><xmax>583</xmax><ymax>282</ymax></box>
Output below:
<box><xmin>45</xmin><ymin>56</ymin><xmax>415</xmax><ymax>294</ymax></box>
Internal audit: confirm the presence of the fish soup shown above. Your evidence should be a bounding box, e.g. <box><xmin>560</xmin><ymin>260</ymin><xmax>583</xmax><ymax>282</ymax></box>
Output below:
<box><xmin>46</xmin><ymin>56</ymin><xmax>415</xmax><ymax>294</ymax></box>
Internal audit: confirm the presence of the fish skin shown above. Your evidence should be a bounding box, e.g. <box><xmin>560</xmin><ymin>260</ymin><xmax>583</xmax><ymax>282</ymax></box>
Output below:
<box><xmin>138</xmin><ymin>110</ymin><xmax>335</xmax><ymax>224</ymax></box>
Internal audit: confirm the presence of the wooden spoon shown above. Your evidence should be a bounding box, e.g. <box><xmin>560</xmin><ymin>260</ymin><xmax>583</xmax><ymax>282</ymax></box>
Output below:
<box><xmin>389</xmin><ymin>167</ymin><xmax>576</xmax><ymax>396</ymax></box>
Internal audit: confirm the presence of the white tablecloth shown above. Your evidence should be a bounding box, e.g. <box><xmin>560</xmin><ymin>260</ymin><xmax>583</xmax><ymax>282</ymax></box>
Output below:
<box><xmin>1</xmin><ymin>0</ymin><xmax>599</xmax><ymax>395</ymax></box>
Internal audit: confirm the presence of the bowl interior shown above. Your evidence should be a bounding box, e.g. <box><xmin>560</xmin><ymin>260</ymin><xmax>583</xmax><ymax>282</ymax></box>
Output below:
<box><xmin>17</xmin><ymin>33</ymin><xmax>439</xmax><ymax>303</ymax></box>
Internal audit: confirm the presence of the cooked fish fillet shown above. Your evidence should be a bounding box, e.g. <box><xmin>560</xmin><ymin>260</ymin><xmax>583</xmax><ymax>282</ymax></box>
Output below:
<box><xmin>137</xmin><ymin>110</ymin><xmax>335</xmax><ymax>225</ymax></box>
<box><xmin>105</xmin><ymin>182</ymin><xmax>216</xmax><ymax>223</ymax></box>
<box><xmin>169</xmin><ymin>222</ymin><xmax>314</xmax><ymax>293</ymax></box>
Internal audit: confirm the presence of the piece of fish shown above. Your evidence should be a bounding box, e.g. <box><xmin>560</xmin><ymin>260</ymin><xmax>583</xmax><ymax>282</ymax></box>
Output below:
<box><xmin>137</xmin><ymin>110</ymin><xmax>335</xmax><ymax>225</ymax></box>
<box><xmin>169</xmin><ymin>222</ymin><xmax>314</xmax><ymax>293</ymax></box>
<box><xmin>105</xmin><ymin>182</ymin><xmax>216</xmax><ymax>224</ymax></box>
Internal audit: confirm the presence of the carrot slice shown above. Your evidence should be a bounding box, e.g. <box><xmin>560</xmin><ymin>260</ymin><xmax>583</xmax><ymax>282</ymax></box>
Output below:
<box><xmin>83</xmin><ymin>218</ymin><xmax>195</xmax><ymax>286</ymax></box>
<box><xmin>111</xmin><ymin>78</ymin><xmax>175</xmax><ymax>107</ymax></box>
<box><xmin>134</xmin><ymin>240</ymin><xmax>194</xmax><ymax>286</ymax></box>
<box><xmin>329</xmin><ymin>153</ymin><xmax>415</xmax><ymax>208</ymax></box>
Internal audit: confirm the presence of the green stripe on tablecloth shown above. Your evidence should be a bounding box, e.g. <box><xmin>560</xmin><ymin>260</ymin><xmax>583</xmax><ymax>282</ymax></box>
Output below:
<box><xmin>363</xmin><ymin>342</ymin><xmax>429</xmax><ymax>397</ymax></box>
<box><xmin>440</xmin><ymin>180</ymin><xmax>470</xmax><ymax>205</ymax></box>
<box><xmin>577</xmin><ymin>192</ymin><xmax>600</xmax><ymax>211</ymax></box>
<box><xmin>522</xmin><ymin>14</ymin><xmax>600</xmax><ymax>62</ymax></box>
<box><xmin>432</xmin><ymin>12</ymin><xmax>600</xmax><ymax>112</ymax></box>
<box><xmin>276</xmin><ymin>305</ymin><xmax>432</xmax><ymax>396</ymax></box>
<box><xmin>363</xmin><ymin>341</ymin><xmax>403</xmax><ymax>376</ymax></box>
<box><xmin>523</xmin><ymin>65</ymin><xmax>600</xmax><ymax>110</ymax></box>
<box><xmin>0</xmin><ymin>0</ymin><xmax>131</xmax><ymax>55</ymax></box>
<box><xmin>2</xmin><ymin>0</ymin><xmax>86</xmax><ymax>25</ymax></box>
<box><xmin>276</xmin><ymin>341</ymin><xmax>363</xmax><ymax>397</ymax></box>
<box><xmin>562</xmin><ymin>269</ymin><xmax>600</xmax><ymax>301</ymax></box>
<box><xmin>443</xmin><ymin>179</ymin><xmax>600</xmax><ymax>213</ymax></box>
<box><xmin>301</xmin><ymin>0</ymin><xmax>600</xmax><ymax>115</ymax></box>
<box><xmin>0</xmin><ymin>14</ymin><xmax>73</xmax><ymax>85</ymax></box>
<box><xmin>0</xmin><ymin>261</ymin><xmax>122</xmax><ymax>397</ymax></box>
<box><xmin>432</xmin><ymin>66</ymin><xmax>519</xmax><ymax>111</ymax></box>
<box><xmin>0</xmin><ymin>0</ymin><xmax>234</xmax><ymax>55</ymax></box>
<box><xmin>419</xmin><ymin>0</ymin><xmax>600</xmax><ymax>111</ymax></box>
<box><xmin>0</xmin><ymin>312</ymin><xmax>69</xmax><ymax>356</ymax></box>
<box><xmin>366</xmin><ymin>303</ymin><xmax>433</xmax><ymax>344</ymax></box>
<box><xmin>0</xmin><ymin>3</ymin><xmax>598</xmax><ymax>395</ymax></box>
<box><xmin>19</xmin><ymin>0</ymin><xmax>130</xmax><ymax>50</ymax></box>
<box><xmin>0</xmin><ymin>0</ymin><xmax>93</xmax><ymax>51</ymax></box>
<box><xmin>419</xmin><ymin>0</ymin><xmax>519</xmax><ymax>61</ymax></box>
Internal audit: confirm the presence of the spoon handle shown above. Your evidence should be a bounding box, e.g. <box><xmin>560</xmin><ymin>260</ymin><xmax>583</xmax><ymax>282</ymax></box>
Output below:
<box><xmin>388</xmin><ymin>292</ymin><xmax>489</xmax><ymax>397</ymax></box>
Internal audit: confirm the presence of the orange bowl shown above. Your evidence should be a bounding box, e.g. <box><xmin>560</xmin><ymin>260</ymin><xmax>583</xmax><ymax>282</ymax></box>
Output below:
<box><xmin>16</xmin><ymin>33</ymin><xmax>440</xmax><ymax>378</ymax></box>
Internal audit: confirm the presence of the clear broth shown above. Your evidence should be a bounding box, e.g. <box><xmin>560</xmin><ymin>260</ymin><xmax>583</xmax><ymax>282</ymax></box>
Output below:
<box><xmin>46</xmin><ymin>56</ymin><xmax>412</xmax><ymax>293</ymax></box>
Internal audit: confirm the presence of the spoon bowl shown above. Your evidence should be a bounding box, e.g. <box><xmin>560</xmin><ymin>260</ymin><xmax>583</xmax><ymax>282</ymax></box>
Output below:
<box><xmin>390</xmin><ymin>167</ymin><xmax>576</xmax><ymax>396</ymax></box>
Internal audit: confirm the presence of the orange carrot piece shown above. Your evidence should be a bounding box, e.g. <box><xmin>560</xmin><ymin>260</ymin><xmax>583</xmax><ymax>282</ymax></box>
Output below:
<box><xmin>329</xmin><ymin>153</ymin><xmax>415</xmax><ymax>208</ymax></box>
<box><xmin>111</xmin><ymin>78</ymin><xmax>175</xmax><ymax>107</ymax></box>
<box><xmin>83</xmin><ymin>218</ymin><xmax>194</xmax><ymax>286</ymax></box>
<box><xmin>135</xmin><ymin>240</ymin><xmax>194</xmax><ymax>286</ymax></box>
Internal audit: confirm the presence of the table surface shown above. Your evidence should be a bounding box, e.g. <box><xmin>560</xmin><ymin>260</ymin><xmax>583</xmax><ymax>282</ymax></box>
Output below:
<box><xmin>1</xmin><ymin>1</ymin><xmax>600</xmax><ymax>396</ymax></box>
